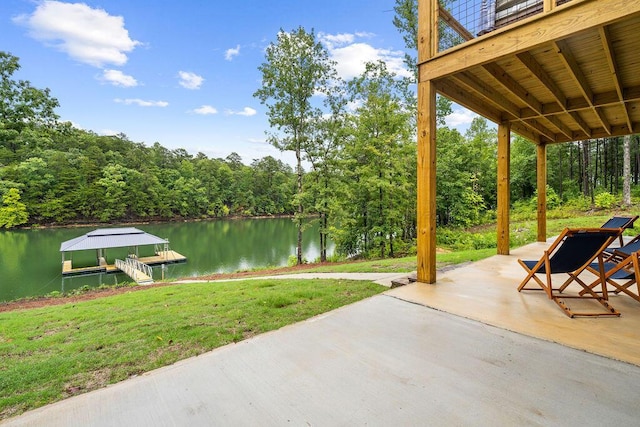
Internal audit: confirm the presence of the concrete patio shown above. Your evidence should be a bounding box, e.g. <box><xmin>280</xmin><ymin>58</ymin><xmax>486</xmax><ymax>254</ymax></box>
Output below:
<box><xmin>390</xmin><ymin>240</ymin><xmax>640</xmax><ymax>366</ymax></box>
<box><xmin>3</xmin><ymin>240</ymin><xmax>640</xmax><ymax>426</ymax></box>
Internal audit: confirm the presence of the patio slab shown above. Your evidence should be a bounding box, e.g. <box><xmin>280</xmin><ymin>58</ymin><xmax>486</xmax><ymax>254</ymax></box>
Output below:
<box><xmin>389</xmin><ymin>241</ymin><xmax>640</xmax><ymax>366</ymax></box>
<box><xmin>3</xmin><ymin>295</ymin><xmax>640</xmax><ymax>426</ymax></box>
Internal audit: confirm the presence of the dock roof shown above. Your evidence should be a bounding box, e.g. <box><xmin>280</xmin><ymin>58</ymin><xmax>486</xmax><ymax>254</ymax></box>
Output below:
<box><xmin>60</xmin><ymin>228</ymin><xmax>168</xmax><ymax>252</ymax></box>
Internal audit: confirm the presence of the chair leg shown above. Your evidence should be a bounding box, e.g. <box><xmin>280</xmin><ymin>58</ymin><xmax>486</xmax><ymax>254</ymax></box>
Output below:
<box><xmin>552</xmin><ymin>296</ymin><xmax>620</xmax><ymax>318</ymax></box>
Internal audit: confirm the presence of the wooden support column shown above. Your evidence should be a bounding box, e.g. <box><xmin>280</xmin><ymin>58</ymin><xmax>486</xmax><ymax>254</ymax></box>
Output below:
<box><xmin>497</xmin><ymin>122</ymin><xmax>511</xmax><ymax>254</ymax></box>
<box><xmin>417</xmin><ymin>80</ymin><xmax>437</xmax><ymax>283</ymax></box>
<box><xmin>537</xmin><ymin>143</ymin><xmax>547</xmax><ymax>242</ymax></box>
<box><xmin>416</xmin><ymin>0</ymin><xmax>438</xmax><ymax>283</ymax></box>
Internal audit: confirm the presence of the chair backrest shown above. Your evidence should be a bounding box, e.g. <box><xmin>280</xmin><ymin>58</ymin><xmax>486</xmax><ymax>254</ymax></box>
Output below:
<box><xmin>548</xmin><ymin>228</ymin><xmax>620</xmax><ymax>273</ymax></box>
<box><xmin>615</xmin><ymin>239</ymin><xmax>640</xmax><ymax>257</ymax></box>
<box><xmin>601</xmin><ymin>215</ymin><xmax>638</xmax><ymax>230</ymax></box>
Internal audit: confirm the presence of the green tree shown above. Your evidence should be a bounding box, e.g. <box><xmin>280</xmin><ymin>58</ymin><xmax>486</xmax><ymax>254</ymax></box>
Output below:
<box><xmin>332</xmin><ymin>61</ymin><xmax>414</xmax><ymax>257</ymax></box>
<box><xmin>464</xmin><ymin>117</ymin><xmax>497</xmax><ymax>209</ymax></box>
<box><xmin>510</xmin><ymin>135</ymin><xmax>537</xmax><ymax>200</ymax></box>
<box><xmin>436</xmin><ymin>128</ymin><xmax>486</xmax><ymax>226</ymax></box>
<box><xmin>251</xmin><ymin>156</ymin><xmax>294</xmax><ymax>215</ymax></box>
<box><xmin>0</xmin><ymin>52</ymin><xmax>59</xmax><ymax>163</ymax></box>
<box><xmin>96</xmin><ymin>164</ymin><xmax>128</xmax><ymax>221</ymax></box>
<box><xmin>254</xmin><ymin>27</ymin><xmax>337</xmax><ymax>264</ymax></box>
<box><xmin>304</xmin><ymin>86</ymin><xmax>348</xmax><ymax>261</ymax></box>
<box><xmin>0</xmin><ymin>188</ymin><xmax>28</xmax><ymax>228</ymax></box>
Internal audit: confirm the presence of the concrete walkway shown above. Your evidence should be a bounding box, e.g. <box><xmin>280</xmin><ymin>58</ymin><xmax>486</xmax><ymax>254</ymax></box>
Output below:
<box><xmin>3</xmin><ymin>279</ymin><xmax>640</xmax><ymax>425</ymax></box>
<box><xmin>176</xmin><ymin>272</ymin><xmax>410</xmax><ymax>287</ymax></box>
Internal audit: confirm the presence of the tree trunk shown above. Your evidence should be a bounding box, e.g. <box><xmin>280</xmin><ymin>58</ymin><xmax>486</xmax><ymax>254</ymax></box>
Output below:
<box><xmin>558</xmin><ymin>147</ymin><xmax>563</xmax><ymax>200</ymax></box>
<box><xmin>296</xmin><ymin>146</ymin><xmax>303</xmax><ymax>265</ymax></box>
<box><xmin>624</xmin><ymin>134</ymin><xmax>632</xmax><ymax>206</ymax></box>
<box><xmin>581</xmin><ymin>140</ymin><xmax>591</xmax><ymax>201</ymax></box>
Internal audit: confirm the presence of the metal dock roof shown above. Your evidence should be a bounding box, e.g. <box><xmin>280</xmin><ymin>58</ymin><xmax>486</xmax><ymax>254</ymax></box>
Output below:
<box><xmin>60</xmin><ymin>228</ymin><xmax>168</xmax><ymax>252</ymax></box>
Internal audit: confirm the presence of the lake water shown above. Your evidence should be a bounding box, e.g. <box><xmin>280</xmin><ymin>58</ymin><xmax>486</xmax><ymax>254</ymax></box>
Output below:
<box><xmin>0</xmin><ymin>218</ymin><xmax>331</xmax><ymax>302</ymax></box>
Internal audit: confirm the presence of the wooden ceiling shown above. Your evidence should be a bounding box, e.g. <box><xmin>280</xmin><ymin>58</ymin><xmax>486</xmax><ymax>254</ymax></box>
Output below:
<box><xmin>419</xmin><ymin>0</ymin><xmax>640</xmax><ymax>144</ymax></box>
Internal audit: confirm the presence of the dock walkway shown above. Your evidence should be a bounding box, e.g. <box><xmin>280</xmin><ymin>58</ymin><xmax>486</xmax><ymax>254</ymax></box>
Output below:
<box><xmin>115</xmin><ymin>258</ymin><xmax>153</xmax><ymax>284</ymax></box>
<box><xmin>62</xmin><ymin>250</ymin><xmax>186</xmax><ymax>278</ymax></box>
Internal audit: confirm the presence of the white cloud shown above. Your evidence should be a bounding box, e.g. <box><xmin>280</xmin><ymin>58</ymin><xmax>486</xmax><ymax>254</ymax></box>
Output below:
<box><xmin>13</xmin><ymin>0</ymin><xmax>140</xmax><ymax>68</ymax></box>
<box><xmin>226</xmin><ymin>107</ymin><xmax>256</xmax><ymax>117</ymax></box>
<box><xmin>178</xmin><ymin>71</ymin><xmax>204</xmax><ymax>89</ymax></box>
<box><xmin>99</xmin><ymin>129</ymin><xmax>120</xmax><ymax>136</ymax></box>
<box><xmin>101</xmin><ymin>69</ymin><xmax>138</xmax><ymax>87</ymax></box>
<box><xmin>445</xmin><ymin>108</ymin><xmax>478</xmax><ymax>128</ymax></box>
<box><xmin>114</xmin><ymin>98</ymin><xmax>168</xmax><ymax>107</ymax></box>
<box><xmin>320</xmin><ymin>33</ymin><xmax>355</xmax><ymax>50</ymax></box>
<box><xmin>318</xmin><ymin>32</ymin><xmax>411</xmax><ymax>80</ymax></box>
<box><xmin>192</xmin><ymin>105</ymin><xmax>218</xmax><ymax>115</ymax></box>
<box><xmin>225</xmin><ymin>45</ymin><xmax>240</xmax><ymax>61</ymax></box>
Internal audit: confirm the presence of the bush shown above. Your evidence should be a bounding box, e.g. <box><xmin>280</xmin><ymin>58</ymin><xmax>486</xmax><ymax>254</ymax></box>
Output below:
<box><xmin>594</xmin><ymin>192</ymin><xmax>617</xmax><ymax>209</ymax></box>
<box><xmin>559</xmin><ymin>196</ymin><xmax>592</xmax><ymax>211</ymax></box>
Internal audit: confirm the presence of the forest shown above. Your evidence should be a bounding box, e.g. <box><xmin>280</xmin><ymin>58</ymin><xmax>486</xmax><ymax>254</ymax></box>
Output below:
<box><xmin>1</xmin><ymin>2</ymin><xmax>640</xmax><ymax>261</ymax></box>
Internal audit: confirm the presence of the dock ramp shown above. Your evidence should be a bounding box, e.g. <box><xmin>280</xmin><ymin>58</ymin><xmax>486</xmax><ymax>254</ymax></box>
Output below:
<box><xmin>115</xmin><ymin>258</ymin><xmax>154</xmax><ymax>284</ymax></box>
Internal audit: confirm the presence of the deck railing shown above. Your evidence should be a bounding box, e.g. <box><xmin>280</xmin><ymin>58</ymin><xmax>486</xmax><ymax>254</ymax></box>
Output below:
<box><xmin>438</xmin><ymin>0</ymin><xmax>573</xmax><ymax>52</ymax></box>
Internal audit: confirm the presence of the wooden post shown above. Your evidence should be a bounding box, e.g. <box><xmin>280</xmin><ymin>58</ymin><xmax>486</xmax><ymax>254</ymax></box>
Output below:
<box><xmin>416</xmin><ymin>0</ymin><xmax>438</xmax><ymax>284</ymax></box>
<box><xmin>537</xmin><ymin>143</ymin><xmax>547</xmax><ymax>242</ymax></box>
<box><xmin>497</xmin><ymin>122</ymin><xmax>511</xmax><ymax>255</ymax></box>
<box><xmin>417</xmin><ymin>80</ymin><xmax>437</xmax><ymax>284</ymax></box>
<box><xmin>543</xmin><ymin>0</ymin><xmax>556</xmax><ymax>13</ymax></box>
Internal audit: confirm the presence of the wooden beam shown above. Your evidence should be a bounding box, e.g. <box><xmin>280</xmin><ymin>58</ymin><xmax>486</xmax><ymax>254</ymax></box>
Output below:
<box><xmin>515</xmin><ymin>51</ymin><xmax>567</xmax><ymax>110</ymax></box>
<box><xmin>522</xmin><ymin>118</ymin><xmax>557</xmax><ymax>141</ymax></box>
<box><xmin>568</xmin><ymin>111</ymin><xmax>592</xmax><ymax>137</ymax></box>
<box><xmin>419</xmin><ymin>0</ymin><xmax>640</xmax><ymax>80</ymax></box>
<box><xmin>417</xmin><ymin>79</ymin><xmax>437</xmax><ymax>284</ymax></box>
<box><xmin>450</xmin><ymin>72</ymin><xmax>521</xmax><ymax>119</ymax></box>
<box><xmin>497</xmin><ymin>123</ymin><xmax>511</xmax><ymax>255</ymax></box>
<box><xmin>511</xmin><ymin>122</ymin><xmax>542</xmax><ymax>144</ymax></box>
<box><xmin>520</xmin><ymin>86</ymin><xmax>640</xmax><ymax>118</ymax></box>
<box><xmin>434</xmin><ymin>79</ymin><xmax>504</xmax><ymax>124</ymax></box>
<box><xmin>537</xmin><ymin>143</ymin><xmax>547</xmax><ymax>242</ymax></box>
<box><xmin>599</xmin><ymin>25</ymin><xmax>634</xmax><ymax>133</ymax></box>
<box><xmin>554</xmin><ymin>39</ymin><xmax>612</xmax><ymax>134</ymax></box>
<box><xmin>554</xmin><ymin>39</ymin><xmax>594</xmax><ymax>103</ymax></box>
<box><xmin>541</xmin><ymin>114</ymin><xmax>573</xmax><ymax>139</ymax></box>
<box><xmin>599</xmin><ymin>26</ymin><xmax>623</xmax><ymax>102</ymax></box>
<box><xmin>483</xmin><ymin>62</ymin><xmax>544</xmax><ymax>115</ymax></box>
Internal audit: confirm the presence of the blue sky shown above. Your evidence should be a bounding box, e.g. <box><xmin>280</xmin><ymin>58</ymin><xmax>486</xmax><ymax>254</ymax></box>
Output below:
<box><xmin>3</xmin><ymin>0</ymin><xmax>476</xmax><ymax>166</ymax></box>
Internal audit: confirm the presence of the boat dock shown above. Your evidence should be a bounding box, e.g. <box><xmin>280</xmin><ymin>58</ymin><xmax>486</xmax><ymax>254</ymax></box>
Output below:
<box><xmin>60</xmin><ymin>228</ymin><xmax>187</xmax><ymax>283</ymax></box>
<box><xmin>62</xmin><ymin>251</ymin><xmax>186</xmax><ymax>277</ymax></box>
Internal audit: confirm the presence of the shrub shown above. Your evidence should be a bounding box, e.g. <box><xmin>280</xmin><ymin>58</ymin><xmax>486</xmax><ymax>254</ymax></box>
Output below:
<box><xmin>594</xmin><ymin>192</ymin><xmax>617</xmax><ymax>209</ymax></box>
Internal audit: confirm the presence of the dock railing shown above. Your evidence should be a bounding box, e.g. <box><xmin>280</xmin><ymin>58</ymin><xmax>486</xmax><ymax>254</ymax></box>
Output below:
<box><xmin>115</xmin><ymin>257</ymin><xmax>154</xmax><ymax>284</ymax></box>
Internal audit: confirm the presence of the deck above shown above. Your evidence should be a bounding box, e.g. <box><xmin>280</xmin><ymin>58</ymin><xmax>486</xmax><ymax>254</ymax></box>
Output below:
<box><xmin>420</xmin><ymin>0</ymin><xmax>640</xmax><ymax>144</ymax></box>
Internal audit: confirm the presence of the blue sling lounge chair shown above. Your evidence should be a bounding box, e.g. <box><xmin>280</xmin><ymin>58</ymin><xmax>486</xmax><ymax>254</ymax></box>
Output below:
<box><xmin>600</xmin><ymin>215</ymin><xmax>638</xmax><ymax>247</ymax></box>
<box><xmin>575</xmin><ymin>240</ymin><xmax>640</xmax><ymax>304</ymax></box>
<box><xmin>517</xmin><ymin>228</ymin><xmax>622</xmax><ymax>318</ymax></box>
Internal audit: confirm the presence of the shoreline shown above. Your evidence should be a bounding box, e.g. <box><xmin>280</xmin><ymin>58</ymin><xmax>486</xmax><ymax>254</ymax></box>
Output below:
<box><xmin>16</xmin><ymin>213</ymin><xmax>303</xmax><ymax>230</ymax></box>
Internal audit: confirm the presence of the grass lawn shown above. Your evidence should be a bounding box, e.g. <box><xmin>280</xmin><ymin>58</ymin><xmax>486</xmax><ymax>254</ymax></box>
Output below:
<box><xmin>0</xmin><ymin>278</ymin><xmax>384</xmax><ymax>420</ymax></box>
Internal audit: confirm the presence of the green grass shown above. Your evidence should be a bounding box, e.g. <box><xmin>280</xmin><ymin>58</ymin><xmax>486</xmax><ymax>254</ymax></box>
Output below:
<box><xmin>0</xmin><ymin>278</ymin><xmax>384</xmax><ymax>419</ymax></box>
<box><xmin>295</xmin><ymin>248</ymin><xmax>497</xmax><ymax>274</ymax></box>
